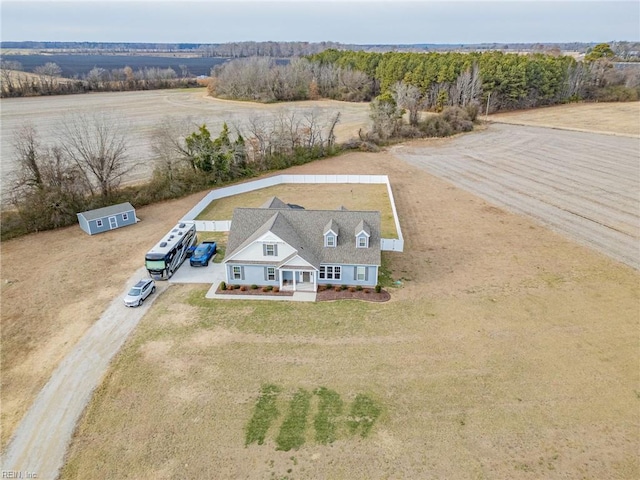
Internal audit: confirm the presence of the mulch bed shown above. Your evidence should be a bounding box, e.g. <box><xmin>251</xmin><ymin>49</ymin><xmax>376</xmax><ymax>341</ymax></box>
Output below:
<box><xmin>213</xmin><ymin>285</ymin><xmax>390</xmax><ymax>302</ymax></box>
<box><xmin>215</xmin><ymin>286</ymin><xmax>294</xmax><ymax>296</ymax></box>
<box><xmin>316</xmin><ymin>287</ymin><xmax>391</xmax><ymax>303</ymax></box>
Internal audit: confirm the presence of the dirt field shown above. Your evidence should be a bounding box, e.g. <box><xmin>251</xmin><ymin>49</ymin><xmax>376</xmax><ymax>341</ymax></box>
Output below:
<box><xmin>489</xmin><ymin>101</ymin><xmax>640</xmax><ymax>136</ymax></box>
<box><xmin>0</xmin><ymin>191</ymin><xmax>211</xmax><ymax>449</ymax></box>
<box><xmin>54</xmin><ymin>151</ymin><xmax>639</xmax><ymax>480</ymax></box>
<box><xmin>392</xmin><ymin>123</ymin><xmax>640</xmax><ymax>269</ymax></box>
<box><xmin>0</xmin><ymin>88</ymin><xmax>371</xmax><ymax>194</ymax></box>
<box><xmin>2</xmin><ymin>103</ymin><xmax>638</xmax><ymax>478</ymax></box>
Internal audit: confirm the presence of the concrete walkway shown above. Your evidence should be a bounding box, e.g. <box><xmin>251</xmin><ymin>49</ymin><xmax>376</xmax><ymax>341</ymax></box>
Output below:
<box><xmin>205</xmin><ymin>283</ymin><xmax>317</xmax><ymax>302</ymax></box>
<box><xmin>1</xmin><ymin>267</ymin><xmax>168</xmax><ymax>480</ymax></box>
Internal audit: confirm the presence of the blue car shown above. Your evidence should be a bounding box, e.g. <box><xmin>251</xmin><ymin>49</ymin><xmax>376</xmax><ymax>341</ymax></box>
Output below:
<box><xmin>189</xmin><ymin>241</ymin><xmax>217</xmax><ymax>266</ymax></box>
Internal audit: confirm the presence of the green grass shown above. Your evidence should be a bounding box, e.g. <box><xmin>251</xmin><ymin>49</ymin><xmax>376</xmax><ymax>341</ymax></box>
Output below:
<box><xmin>245</xmin><ymin>384</ymin><xmax>282</xmax><ymax>446</ymax></box>
<box><xmin>347</xmin><ymin>394</ymin><xmax>382</xmax><ymax>438</ymax></box>
<box><xmin>313</xmin><ymin>387</ymin><xmax>344</xmax><ymax>445</ymax></box>
<box><xmin>275</xmin><ymin>388</ymin><xmax>312</xmax><ymax>451</ymax></box>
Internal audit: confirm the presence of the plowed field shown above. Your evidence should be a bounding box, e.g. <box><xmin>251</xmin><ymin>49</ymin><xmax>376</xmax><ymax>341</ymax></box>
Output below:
<box><xmin>392</xmin><ymin>124</ymin><xmax>639</xmax><ymax>269</ymax></box>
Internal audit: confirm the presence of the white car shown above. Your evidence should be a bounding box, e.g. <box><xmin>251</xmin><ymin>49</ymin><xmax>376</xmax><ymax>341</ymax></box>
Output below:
<box><xmin>123</xmin><ymin>278</ymin><xmax>156</xmax><ymax>307</ymax></box>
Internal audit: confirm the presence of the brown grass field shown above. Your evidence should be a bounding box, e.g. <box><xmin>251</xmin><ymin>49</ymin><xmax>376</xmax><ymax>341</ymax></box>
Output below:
<box><xmin>489</xmin><ymin>101</ymin><xmax>640</xmax><ymax>136</ymax></box>
<box><xmin>0</xmin><ymin>88</ymin><xmax>371</xmax><ymax>194</ymax></box>
<box><xmin>196</xmin><ymin>183</ymin><xmax>398</xmax><ymax>238</ymax></box>
<box><xmin>1</xmin><ymin>102</ymin><xmax>638</xmax><ymax>479</ymax></box>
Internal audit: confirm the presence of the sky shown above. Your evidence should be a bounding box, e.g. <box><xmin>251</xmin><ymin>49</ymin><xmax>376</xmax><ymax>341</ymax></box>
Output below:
<box><xmin>1</xmin><ymin>0</ymin><xmax>638</xmax><ymax>45</ymax></box>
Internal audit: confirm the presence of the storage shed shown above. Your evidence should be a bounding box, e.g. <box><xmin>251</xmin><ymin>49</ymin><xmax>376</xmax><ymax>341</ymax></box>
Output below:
<box><xmin>77</xmin><ymin>202</ymin><xmax>137</xmax><ymax>235</ymax></box>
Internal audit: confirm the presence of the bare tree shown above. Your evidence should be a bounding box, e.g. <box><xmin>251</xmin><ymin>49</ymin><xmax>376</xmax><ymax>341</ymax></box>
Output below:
<box><xmin>150</xmin><ymin>117</ymin><xmax>195</xmax><ymax>181</ymax></box>
<box><xmin>369</xmin><ymin>93</ymin><xmax>403</xmax><ymax>139</ymax></box>
<box><xmin>0</xmin><ymin>60</ymin><xmax>23</xmax><ymax>96</ymax></box>
<box><xmin>12</xmin><ymin>124</ymin><xmax>43</xmax><ymax>189</ymax></box>
<box><xmin>393</xmin><ymin>81</ymin><xmax>423</xmax><ymax>125</ymax></box>
<box><xmin>34</xmin><ymin>62</ymin><xmax>62</xmax><ymax>94</ymax></box>
<box><xmin>450</xmin><ymin>64</ymin><xmax>482</xmax><ymax>107</ymax></box>
<box><xmin>59</xmin><ymin>113</ymin><xmax>133</xmax><ymax>198</ymax></box>
<box><xmin>9</xmin><ymin>125</ymin><xmax>89</xmax><ymax>231</ymax></box>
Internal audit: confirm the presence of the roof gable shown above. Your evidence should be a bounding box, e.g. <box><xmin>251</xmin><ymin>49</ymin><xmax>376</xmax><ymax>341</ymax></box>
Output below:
<box><xmin>260</xmin><ymin>196</ymin><xmax>290</xmax><ymax>209</ymax></box>
<box><xmin>226</xmin><ymin>207</ymin><xmax>381</xmax><ymax>267</ymax></box>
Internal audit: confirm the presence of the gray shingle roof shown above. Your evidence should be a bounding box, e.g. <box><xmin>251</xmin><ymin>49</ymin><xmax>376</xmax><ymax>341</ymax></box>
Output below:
<box><xmin>355</xmin><ymin>219</ymin><xmax>370</xmax><ymax>236</ymax></box>
<box><xmin>324</xmin><ymin>219</ymin><xmax>339</xmax><ymax>235</ymax></box>
<box><xmin>226</xmin><ymin>207</ymin><xmax>381</xmax><ymax>267</ymax></box>
<box><xmin>78</xmin><ymin>202</ymin><xmax>134</xmax><ymax>221</ymax></box>
<box><xmin>260</xmin><ymin>196</ymin><xmax>290</xmax><ymax>209</ymax></box>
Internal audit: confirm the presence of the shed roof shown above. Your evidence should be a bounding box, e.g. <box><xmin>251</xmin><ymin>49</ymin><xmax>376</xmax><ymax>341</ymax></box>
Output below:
<box><xmin>78</xmin><ymin>202</ymin><xmax>135</xmax><ymax>221</ymax></box>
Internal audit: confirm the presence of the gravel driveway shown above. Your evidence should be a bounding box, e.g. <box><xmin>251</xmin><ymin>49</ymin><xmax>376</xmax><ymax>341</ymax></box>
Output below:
<box><xmin>1</xmin><ymin>267</ymin><xmax>168</xmax><ymax>479</ymax></box>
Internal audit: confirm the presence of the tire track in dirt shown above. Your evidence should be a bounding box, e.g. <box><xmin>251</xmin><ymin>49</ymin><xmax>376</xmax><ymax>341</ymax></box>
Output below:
<box><xmin>392</xmin><ymin>124</ymin><xmax>640</xmax><ymax>270</ymax></box>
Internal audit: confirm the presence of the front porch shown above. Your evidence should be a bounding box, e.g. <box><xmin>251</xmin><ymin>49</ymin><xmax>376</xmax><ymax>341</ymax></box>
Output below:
<box><xmin>280</xmin><ymin>269</ymin><xmax>317</xmax><ymax>292</ymax></box>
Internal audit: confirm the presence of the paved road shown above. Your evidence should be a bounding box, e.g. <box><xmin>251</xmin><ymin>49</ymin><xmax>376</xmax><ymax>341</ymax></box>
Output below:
<box><xmin>1</xmin><ymin>267</ymin><xmax>168</xmax><ymax>480</ymax></box>
<box><xmin>392</xmin><ymin>123</ymin><xmax>639</xmax><ymax>270</ymax></box>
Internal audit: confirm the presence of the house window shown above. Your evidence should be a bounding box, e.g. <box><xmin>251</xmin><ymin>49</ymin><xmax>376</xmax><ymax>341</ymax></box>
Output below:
<box><xmin>96</xmin><ymin>219</ymin><xmax>103</xmax><ymax>227</ymax></box>
<box><xmin>267</xmin><ymin>267</ymin><xmax>276</xmax><ymax>281</ymax></box>
<box><xmin>265</xmin><ymin>244</ymin><xmax>276</xmax><ymax>256</ymax></box>
<box><xmin>319</xmin><ymin>266</ymin><xmax>341</xmax><ymax>280</ymax></box>
<box><xmin>232</xmin><ymin>266</ymin><xmax>242</xmax><ymax>280</ymax></box>
<box><xmin>357</xmin><ymin>235</ymin><xmax>368</xmax><ymax>248</ymax></box>
<box><xmin>325</xmin><ymin>234</ymin><xmax>335</xmax><ymax>247</ymax></box>
<box><xmin>334</xmin><ymin>266</ymin><xmax>341</xmax><ymax>280</ymax></box>
<box><xmin>122</xmin><ymin>212</ymin><xmax>129</xmax><ymax>221</ymax></box>
<box><xmin>356</xmin><ymin>266</ymin><xmax>366</xmax><ymax>281</ymax></box>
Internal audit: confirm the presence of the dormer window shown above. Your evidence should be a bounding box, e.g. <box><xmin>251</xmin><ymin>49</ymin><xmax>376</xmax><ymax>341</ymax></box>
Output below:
<box><xmin>355</xmin><ymin>219</ymin><xmax>371</xmax><ymax>248</ymax></box>
<box><xmin>325</xmin><ymin>233</ymin><xmax>336</xmax><ymax>247</ymax></box>
<box><xmin>324</xmin><ymin>219</ymin><xmax>339</xmax><ymax>248</ymax></box>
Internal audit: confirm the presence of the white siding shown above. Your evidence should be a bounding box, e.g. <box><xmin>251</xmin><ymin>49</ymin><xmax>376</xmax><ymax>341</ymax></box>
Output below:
<box><xmin>229</xmin><ymin>238</ymin><xmax>296</xmax><ymax>263</ymax></box>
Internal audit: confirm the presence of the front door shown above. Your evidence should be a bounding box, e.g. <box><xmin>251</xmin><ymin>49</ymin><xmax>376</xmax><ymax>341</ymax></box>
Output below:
<box><xmin>302</xmin><ymin>271</ymin><xmax>310</xmax><ymax>283</ymax></box>
<box><xmin>108</xmin><ymin>216</ymin><xmax>117</xmax><ymax>229</ymax></box>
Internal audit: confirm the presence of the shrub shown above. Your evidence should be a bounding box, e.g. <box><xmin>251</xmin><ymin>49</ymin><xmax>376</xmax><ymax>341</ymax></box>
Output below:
<box><xmin>441</xmin><ymin>106</ymin><xmax>473</xmax><ymax>133</ymax></box>
<box><xmin>318</xmin><ymin>285</ymin><xmax>326</xmax><ymax>292</ymax></box>
<box><xmin>220</xmin><ymin>281</ymin><xmax>227</xmax><ymax>291</ymax></box>
<box><xmin>465</xmin><ymin>102</ymin><xmax>480</xmax><ymax>122</ymax></box>
<box><xmin>251</xmin><ymin>284</ymin><xmax>258</xmax><ymax>290</ymax></box>
<box><xmin>419</xmin><ymin>115</ymin><xmax>453</xmax><ymax>137</ymax></box>
<box><xmin>348</xmin><ymin>286</ymin><xmax>356</xmax><ymax>292</ymax></box>
<box><xmin>356</xmin><ymin>285</ymin><xmax>363</xmax><ymax>291</ymax></box>
<box><xmin>375</xmin><ymin>284</ymin><xmax>382</xmax><ymax>293</ymax></box>
<box><xmin>240</xmin><ymin>285</ymin><xmax>247</xmax><ymax>291</ymax></box>
<box><xmin>227</xmin><ymin>284</ymin><xmax>235</xmax><ymax>290</ymax></box>
<box><xmin>266</xmin><ymin>285</ymin><xmax>273</xmax><ymax>291</ymax></box>
<box><xmin>364</xmin><ymin>288</ymin><xmax>370</xmax><ymax>294</ymax></box>
<box><xmin>262</xmin><ymin>286</ymin><xmax>269</xmax><ymax>292</ymax></box>
<box><xmin>341</xmin><ymin>285</ymin><xmax>348</xmax><ymax>291</ymax></box>
<box><xmin>325</xmin><ymin>283</ymin><xmax>333</xmax><ymax>289</ymax></box>
<box><xmin>273</xmin><ymin>286</ymin><xmax>280</xmax><ymax>293</ymax></box>
<box><xmin>334</xmin><ymin>286</ymin><xmax>342</xmax><ymax>292</ymax></box>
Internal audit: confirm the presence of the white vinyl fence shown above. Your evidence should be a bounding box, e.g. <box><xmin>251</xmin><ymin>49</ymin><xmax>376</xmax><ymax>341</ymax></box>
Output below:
<box><xmin>181</xmin><ymin>174</ymin><xmax>404</xmax><ymax>252</ymax></box>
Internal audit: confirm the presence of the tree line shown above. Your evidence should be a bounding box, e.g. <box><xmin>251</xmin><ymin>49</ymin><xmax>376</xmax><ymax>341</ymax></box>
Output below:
<box><xmin>208</xmin><ymin>46</ymin><xmax>639</xmax><ymax>112</ymax></box>
<box><xmin>2</xmin><ymin>109</ymin><xmax>341</xmax><ymax>240</ymax></box>
<box><xmin>0</xmin><ymin>61</ymin><xmax>202</xmax><ymax>97</ymax></box>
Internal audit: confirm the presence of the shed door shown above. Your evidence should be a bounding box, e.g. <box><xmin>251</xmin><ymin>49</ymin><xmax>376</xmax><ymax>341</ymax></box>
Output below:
<box><xmin>108</xmin><ymin>216</ymin><xmax>117</xmax><ymax>229</ymax></box>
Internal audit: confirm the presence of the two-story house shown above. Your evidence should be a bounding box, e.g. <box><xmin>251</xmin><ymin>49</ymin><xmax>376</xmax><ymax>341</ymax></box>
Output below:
<box><xmin>223</xmin><ymin>197</ymin><xmax>381</xmax><ymax>292</ymax></box>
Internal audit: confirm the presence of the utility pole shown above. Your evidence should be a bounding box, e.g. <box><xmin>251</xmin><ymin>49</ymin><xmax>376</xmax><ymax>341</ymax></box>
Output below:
<box><xmin>485</xmin><ymin>91</ymin><xmax>492</xmax><ymax>121</ymax></box>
